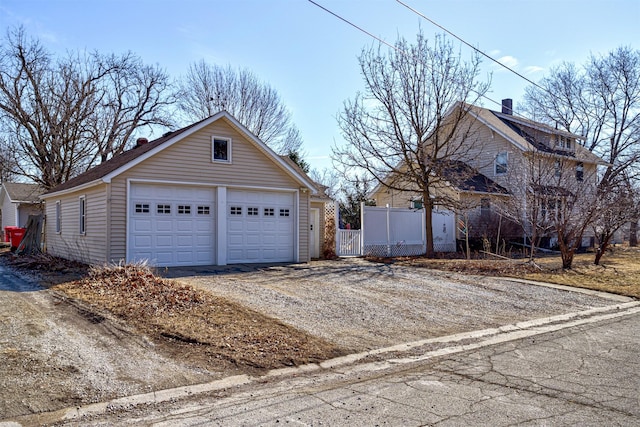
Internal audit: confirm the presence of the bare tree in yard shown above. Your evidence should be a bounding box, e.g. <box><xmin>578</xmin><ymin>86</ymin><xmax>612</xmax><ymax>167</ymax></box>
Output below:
<box><xmin>523</xmin><ymin>46</ymin><xmax>640</xmax><ymax>260</ymax></box>
<box><xmin>498</xmin><ymin>149</ymin><xmax>599</xmax><ymax>268</ymax></box>
<box><xmin>592</xmin><ymin>176</ymin><xmax>640</xmax><ymax>264</ymax></box>
<box><xmin>333</xmin><ymin>32</ymin><xmax>490</xmax><ymax>257</ymax></box>
<box><xmin>0</xmin><ymin>27</ymin><xmax>175</xmax><ymax>189</ymax></box>
<box><xmin>88</xmin><ymin>53</ymin><xmax>175</xmax><ymax>163</ymax></box>
<box><xmin>177</xmin><ymin>61</ymin><xmax>302</xmax><ymax>155</ymax></box>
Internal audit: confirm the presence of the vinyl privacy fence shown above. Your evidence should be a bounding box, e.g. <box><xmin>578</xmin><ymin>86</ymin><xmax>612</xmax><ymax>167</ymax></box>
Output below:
<box><xmin>335</xmin><ymin>205</ymin><xmax>456</xmax><ymax>257</ymax></box>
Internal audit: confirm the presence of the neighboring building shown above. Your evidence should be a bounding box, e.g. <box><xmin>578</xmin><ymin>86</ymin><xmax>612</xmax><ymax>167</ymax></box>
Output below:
<box><xmin>0</xmin><ymin>182</ymin><xmax>44</xmax><ymax>239</ymax></box>
<box><xmin>369</xmin><ymin>99</ymin><xmax>606</xmax><ymax>247</ymax></box>
<box><xmin>41</xmin><ymin>111</ymin><xmax>324</xmax><ymax>267</ymax></box>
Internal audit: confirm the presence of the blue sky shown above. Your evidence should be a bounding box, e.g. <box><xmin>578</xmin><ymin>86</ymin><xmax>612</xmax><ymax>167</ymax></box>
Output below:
<box><xmin>1</xmin><ymin>0</ymin><xmax>638</xmax><ymax>173</ymax></box>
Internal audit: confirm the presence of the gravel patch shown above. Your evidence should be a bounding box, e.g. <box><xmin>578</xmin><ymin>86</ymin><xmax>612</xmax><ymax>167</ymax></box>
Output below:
<box><xmin>167</xmin><ymin>258</ymin><xmax>614</xmax><ymax>351</ymax></box>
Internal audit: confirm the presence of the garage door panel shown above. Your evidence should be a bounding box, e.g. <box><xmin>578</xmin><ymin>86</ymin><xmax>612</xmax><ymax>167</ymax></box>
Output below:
<box><xmin>226</xmin><ymin>189</ymin><xmax>295</xmax><ymax>263</ymax></box>
<box><xmin>129</xmin><ymin>184</ymin><xmax>215</xmax><ymax>267</ymax></box>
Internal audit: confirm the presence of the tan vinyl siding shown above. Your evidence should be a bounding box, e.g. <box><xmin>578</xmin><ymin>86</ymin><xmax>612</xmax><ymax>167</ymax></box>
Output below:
<box><xmin>44</xmin><ymin>184</ymin><xmax>108</xmax><ymax>265</ymax></box>
<box><xmin>108</xmin><ymin>119</ymin><xmax>307</xmax><ymax>264</ymax></box>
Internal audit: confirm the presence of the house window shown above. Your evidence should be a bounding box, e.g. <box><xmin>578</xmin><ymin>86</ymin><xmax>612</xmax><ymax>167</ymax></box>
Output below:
<box><xmin>135</xmin><ymin>203</ymin><xmax>150</xmax><ymax>213</ymax></box>
<box><xmin>197</xmin><ymin>205</ymin><xmax>210</xmax><ymax>215</ymax></box>
<box><xmin>264</xmin><ymin>208</ymin><xmax>275</xmax><ymax>217</ymax></box>
<box><xmin>55</xmin><ymin>201</ymin><xmax>61</xmax><ymax>233</ymax></box>
<box><xmin>230</xmin><ymin>206</ymin><xmax>242</xmax><ymax>215</ymax></box>
<box><xmin>554</xmin><ymin>160</ymin><xmax>561</xmax><ymax>177</ymax></box>
<box><xmin>576</xmin><ymin>162</ymin><xmax>584</xmax><ymax>182</ymax></box>
<box><xmin>157</xmin><ymin>204</ymin><xmax>171</xmax><ymax>214</ymax></box>
<box><xmin>495</xmin><ymin>152</ymin><xmax>508</xmax><ymax>175</ymax></box>
<box><xmin>247</xmin><ymin>207</ymin><xmax>259</xmax><ymax>216</ymax></box>
<box><xmin>212</xmin><ymin>136</ymin><xmax>231</xmax><ymax>162</ymax></box>
<box><xmin>178</xmin><ymin>205</ymin><xmax>191</xmax><ymax>215</ymax></box>
<box><xmin>279</xmin><ymin>208</ymin><xmax>290</xmax><ymax>217</ymax></box>
<box><xmin>79</xmin><ymin>196</ymin><xmax>86</xmax><ymax>235</ymax></box>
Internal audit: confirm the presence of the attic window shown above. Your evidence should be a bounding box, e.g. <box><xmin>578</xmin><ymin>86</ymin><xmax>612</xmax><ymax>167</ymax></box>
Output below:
<box><xmin>212</xmin><ymin>136</ymin><xmax>231</xmax><ymax>163</ymax></box>
<box><xmin>495</xmin><ymin>152</ymin><xmax>508</xmax><ymax>175</ymax></box>
<box><xmin>557</xmin><ymin>135</ymin><xmax>573</xmax><ymax>149</ymax></box>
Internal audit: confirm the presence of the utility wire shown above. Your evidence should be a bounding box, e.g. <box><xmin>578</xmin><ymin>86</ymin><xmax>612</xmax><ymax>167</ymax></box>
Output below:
<box><xmin>307</xmin><ymin>0</ymin><xmax>506</xmax><ymax>111</ymax></box>
<box><xmin>395</xmin><ymin>0</ymin><xmax>549</xmax><ymax>95</ymax></box>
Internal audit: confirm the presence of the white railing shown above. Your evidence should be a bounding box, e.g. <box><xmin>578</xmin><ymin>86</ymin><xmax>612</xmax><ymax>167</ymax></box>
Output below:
<box><xmin>337</xmin><ymin>229</ymin><xmax>362</xmax><ymax>256</ymax></box>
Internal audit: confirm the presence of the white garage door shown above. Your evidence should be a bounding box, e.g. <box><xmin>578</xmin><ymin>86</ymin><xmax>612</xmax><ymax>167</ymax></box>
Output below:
<box><xmin>129</xmin><ymin>184</ymin><xmax>216</xmax><ymax>267</ymax></box>
<box><xmin>227</xmin><ymin>189</ymin><xmax>295</xmax><ymax>263</ymax></box>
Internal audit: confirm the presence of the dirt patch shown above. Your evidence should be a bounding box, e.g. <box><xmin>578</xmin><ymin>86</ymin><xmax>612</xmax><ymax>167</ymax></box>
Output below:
<box><xmin>54</xmin><ymin>263</ymin><xmax>343</xmax><ymax>371</ymax></box>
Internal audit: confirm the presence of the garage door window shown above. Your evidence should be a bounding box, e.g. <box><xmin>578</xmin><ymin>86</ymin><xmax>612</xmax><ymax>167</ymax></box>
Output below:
<box><xmin>157</xmin><ymin>204</ymin><xmax>171</xmax><ymax>214</ymax></box>
<box><xmin>135</xmin><ymin>203</ymin><xmax>150</xmax><ymax>213</ymax></box>
<box><xmin>279</xmin><ymin>208</ymin><xmax>290</xmax><ymax>217</ymax></box>
<box><xmin>230</xmin><ymin>206</ymin><xmax>242</xmax><ymax>215</ymax></box>
<box><xmin>197</xmin><ymin>205</ymin><xmax>210</xmax><ymax>215</ymax></box>
<box><xmin>247</xmin><ymin>207</ymin><xmax>259</xmax><ymax>216</ymax></box>
<box><xmin>264</xmin><ymin>207</ymin><xmax>274</xmax><ymax>216</ymax></box>
<box><xmin>178</xmin><ymin>205</ymin><xmax>191</xmax><ymax>214</ymax></box>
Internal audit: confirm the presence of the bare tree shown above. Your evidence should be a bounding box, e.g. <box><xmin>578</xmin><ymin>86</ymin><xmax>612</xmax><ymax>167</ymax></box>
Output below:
<box><xmin>333</xmin><ymin>32</ymin><xmax>490</xmax><ymax>257</ymax></box>
<box><xmin>497</xmin><ymin>150</ymin><xmax>599</xmax><ymax>268</ymax></box>
<box><xmin>0</xmin><ymin>27</ymin><xmax>175</xmax><ymax>189</ymax></box>
<box><xmin>177</xmin><ymin>61</ymin><xmax>302</xmax><ymax>155</ymax></box>
<box><xmin>522</xmin><ymin>46</ymin><xmax>640</xmax><ymax>261</ymax></box>
<box><xmin>88</xmin><ymin>53</ymin><xmax>175</xmax><ymax>163</ymax></box>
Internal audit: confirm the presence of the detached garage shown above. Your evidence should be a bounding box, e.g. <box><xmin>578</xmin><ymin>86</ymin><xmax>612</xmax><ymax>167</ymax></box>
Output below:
<box><xmin>42</xmin><ymin>111</ymin><xmax>320</xmax><ymax>267</ymax></box>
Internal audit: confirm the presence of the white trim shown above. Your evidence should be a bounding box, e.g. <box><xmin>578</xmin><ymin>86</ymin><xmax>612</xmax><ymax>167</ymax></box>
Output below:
<box><xmin>494</xmin><ymin>151</ymin><xmax>508</xmax><ymax>176</ymax></box>
<box><xmin>102</xmin><ymin>111</ymin><xmax>317</xmax><ymax>193</ymax></box>
<box><xmin>78</xmin><ymin>195</ymin><xmax>86</xmax><ymax>235</ymax></box>
<box><xmin>295</xmin><ymin>189</ymin><xmax>300</xmax><ymax>263</ymax></box>
<box><xmin>216</xmin><ymin>187</ymin><xmax>227</xmax><ymax>266</ymax></box>
<box><xmin>212</xmin><ymin>135</ymin><xmax>232</xmax><ymax>163</ymax></box>
<box><xmin>41</xmin><ymin>178</ymin><xmax>105</xmax><ymax>200</ymax></box>
<box><xmin>55</xmin><ymin>200</ymin><xmax>62</xmax><ymax>233</ymax></box>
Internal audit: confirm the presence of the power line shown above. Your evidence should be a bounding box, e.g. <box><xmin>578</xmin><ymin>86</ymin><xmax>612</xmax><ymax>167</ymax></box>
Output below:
<box><xmin>395</xmin><ymin>0</ymin><xmax>550</xmax><ymax>95</ymax></box>
<box><xmin>307</xmin><ymin>0</ymin><xmax>506</xmax><ymax>111</ymax></box>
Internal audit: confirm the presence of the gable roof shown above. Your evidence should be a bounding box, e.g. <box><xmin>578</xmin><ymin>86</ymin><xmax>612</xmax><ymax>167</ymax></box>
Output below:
<box><xmin>43</xmin><ymin>111</ymin><xmax>317</xmax><ymax>197</ymax></box>
<box><xmin>468</xmin><ymin>104</ymin><xmax>605</xmax><ymax>165</ymax></box>
<box><xmin>1</xmin><ymin>182</ymin><xmax>44</xmax><ymax>203</ymax></box>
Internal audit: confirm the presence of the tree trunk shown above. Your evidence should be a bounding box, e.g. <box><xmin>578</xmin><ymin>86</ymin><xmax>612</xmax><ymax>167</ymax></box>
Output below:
<box><xmin>630</xmin><ymin>220</ymin><xmax>638</xmax><ymax>247</ymax></box>
<box><xmin>425</xmin><ymin>201</ymin><xmax>434</xmax><ymax>258</ymax></box>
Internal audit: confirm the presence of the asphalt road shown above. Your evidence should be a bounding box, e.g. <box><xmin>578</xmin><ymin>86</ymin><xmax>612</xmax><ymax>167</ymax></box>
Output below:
<box><xmin>31</xmin><ymin>300</ymin><xmax>640</xmax><ymax>426</ymax></box>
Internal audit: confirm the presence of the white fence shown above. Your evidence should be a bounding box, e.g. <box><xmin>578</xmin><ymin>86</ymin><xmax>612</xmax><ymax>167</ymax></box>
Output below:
<box><xmin>336</xmin><ymin>229</ymin><xmax>362</xmax><ymax>256</ymax></box>
<box><xmin>335</xmin><ymin>204</ymin><xmax>456</xmax><ymax>257</ymax></box>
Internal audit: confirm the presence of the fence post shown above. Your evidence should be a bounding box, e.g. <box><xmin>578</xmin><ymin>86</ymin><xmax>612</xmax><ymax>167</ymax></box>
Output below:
<box><xmin>360</xmin><ymin>201</ymin><xmax>365</xmax><ymax>256</ymax></box>
<box><xmin>386</xmin><ymin>204</ymin><xmax>391</xmax><ymax>256</ymax></box>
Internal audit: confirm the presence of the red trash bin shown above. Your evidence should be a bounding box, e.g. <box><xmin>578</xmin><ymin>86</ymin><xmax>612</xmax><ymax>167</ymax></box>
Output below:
<box><xmin>4</xmin><ymin>226</ymin><xmax>18</xmax><ymax>243</ymax></box>
<box><xmin>9</xmin><ymin>227</ymin><xmax>26</xmax><ymax>249</ymax></box>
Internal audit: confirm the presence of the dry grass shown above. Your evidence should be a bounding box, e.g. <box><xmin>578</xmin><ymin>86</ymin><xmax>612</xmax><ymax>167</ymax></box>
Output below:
<box><xmin>390</xmin><ymin>246</ymin><xmax>640</xmax><ymax>299</ymax></box>
<box><xmin>52</xmin><ymin>263</ymin><xmax>344</xmax><ymax>372</ymax></box>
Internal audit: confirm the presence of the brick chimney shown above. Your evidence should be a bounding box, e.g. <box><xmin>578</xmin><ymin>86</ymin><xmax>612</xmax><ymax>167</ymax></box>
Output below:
<box><xmin>501</xmin><ymin>98</ymin><xmax>513</xmax><ymax>115</ymax></box>
<box><xmin>136</xmin><ymin>137</ymin><xmax>149</xmax><ymax>147</ymax></box>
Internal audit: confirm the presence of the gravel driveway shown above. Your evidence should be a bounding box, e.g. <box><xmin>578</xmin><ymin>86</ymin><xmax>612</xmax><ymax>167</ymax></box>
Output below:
<box><xmin>167</xmin><ymin>258</ymin><xmax>615</xmax><ymax>351</ymax></box>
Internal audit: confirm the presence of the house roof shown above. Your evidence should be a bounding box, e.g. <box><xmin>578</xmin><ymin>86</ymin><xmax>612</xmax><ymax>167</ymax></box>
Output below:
<box><xmin>441</xmin><ymin>161</ymin><xmax>509</xmax><ymax>195</ymax></box>
<box><xmin>44</xmin><ymin>111</ymin><xmax>318</xmax><ymax>197</ymax></box>
<box><xmin>1</xmin><ymin>182</ymin><xmax>44</xmax><ymax>203</ymax></box>
<box><xmin>468</xmin><ymin>104</ymin><xmax>606</xmax><ymax>165</ymax></box>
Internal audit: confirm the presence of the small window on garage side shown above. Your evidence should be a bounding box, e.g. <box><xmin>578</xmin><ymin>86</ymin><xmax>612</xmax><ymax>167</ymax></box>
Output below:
<box><xmin>197</xmin><ymin>205</ymin><xmax>210</xmax><ymax>215</ymax></box>
<box><xmin>178</xmin><ymin>205</ymin><xmax>191</xmax><ymax>214</ymax></box>
<box><xmin>212</xmin><ymin>136</ymin><xmax>231</xmax><ymax>163</ymax></box>
<box><xmin>264</xmin><ymin>207</ymin><xmax>275</xmax><ymax>217</ymax></box>
<box><xmin>135</xmin><ymin>203</ymin><xmax>150</xmax><ymax>213</ymax></box>
<box><xmin>79</xmin><ymin>196</ymin><xmax>86</xmax><ymax>235</ymax></box>
<box><xmin>247</xmin><ymin>207</ymin><xmax>259</xmax><ymax>216</ymax></box>
<box><xmin>230</xmin><ymin>206</ymin><xmax>242</xmax><ymax>215</ymax></box>
<box><xmin>157</xmin><ymin>204</ymin><xmax>171</xmax><ymax>214</ymax></box>
<box><xmin>279</xmin><ymin>208</ymin><xmax>290</xmax><ymax>217</ymax></box>
<box><xmin>55</xmin><ymin>201</ymin><xmax>62</xmax><ymax>233</ymax></box>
